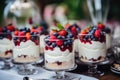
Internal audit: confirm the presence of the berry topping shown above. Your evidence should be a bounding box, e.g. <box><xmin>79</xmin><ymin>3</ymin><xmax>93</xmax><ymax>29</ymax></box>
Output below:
<box><xmin>45</xmin><ymin>23</ymin><xmax>73</xmax><ymax>52</ymax></box>
<box><xmin>94</xmin><ymin>29</ymin><xmax>101</xmax><ymax>38</ymax></box>
<box><xmin>56</xmin><ymin>39</ymin><xmax>63</xmax><ymax>46</ymax></box>
<box><xmin>58</xmin><ymin>30</ymin><xmax>67</xmax><ymax>36</ymax></box>
<box><xmin>98</xmin><ymin>23</ymin><xmax>105</xmax><ymax>29</ymax></box>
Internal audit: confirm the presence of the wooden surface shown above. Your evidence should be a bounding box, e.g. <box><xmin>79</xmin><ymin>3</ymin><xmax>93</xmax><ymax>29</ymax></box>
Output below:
<box><xmin>70</xmin><ymin>64</ymin><xmax>120</xmax><ymax>80</ymax></box>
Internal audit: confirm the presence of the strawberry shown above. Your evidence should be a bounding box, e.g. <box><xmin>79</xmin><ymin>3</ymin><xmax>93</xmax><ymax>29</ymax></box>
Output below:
<box><xmin>14</xmin><ymin>30</ymin><xmax>19</xmax><ymax>36</ymax></box>
<box><xmin>58</xmin><ymin>30</ymin><xmax>67</xmax><ymax>36</ymax></box>
<box><xmin>98</xmin><ymin>23</ymin><xmax>105</xmax><ymax>29</ymax></box>
<box><xmin>19</xmin><ymin>32</ymin><xmax>25</xmax><ymax>36</ymax></box>
<box><xmin>7</xmin><ymin>25</ymin><xmax>15</xmax><ymax>31</ymax></box>
<box><xmin>71</xmin><ymin>26</ymin><xmax>76</xmax><ymax>32</ymax></box>
<box><xmin>94</xmin><ymin>29</ymin><xmax>101</xmax><ymax>37</ymax></box>
<box><xmin>49</xmin><ymin>35</ymin><xmax>57</xmax><ymax>41</ymax></box>
<box><xmin>56</xmin><ymin>39</ymin><xmax>63</xmax><ymax>46</ymax></box>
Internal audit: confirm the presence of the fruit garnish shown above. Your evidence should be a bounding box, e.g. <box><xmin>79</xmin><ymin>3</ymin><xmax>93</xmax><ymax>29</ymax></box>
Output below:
<box><xmin>56</xmin><ymin>23</ymin><xmax>64</xmax><ymax>30</ymax></box>
<box><xmin>98</xmin><ymin>23</ymin><xmax>105</xmax><ymax>29</ymax></box>
<box><xmin>7</xmin><ymin>25</ymin><xmax>15</xmax><ymax>31</ymax></box>
<box><xmin>94</xmin><ymin>29</ymin><xmax>101</xmax><ymax>38</ymax></box>
<box><xmin>56</xmin><ymin>39</ymin><xmax>63</xmax><ymax>46</ymax></box>
<box><xmin>58</xmin><ymin>30</ymin><xmax>67</xmax><ymax>36</ymax></box>
<box><xmin>26</xmin><ymin>32</ymin><xmax>31</xmax><ymax>40</ymax></box>
<box><xmin>71</xmin><ymin>26</ymin><xmax>77</xmax><ymax>33</ymax></box>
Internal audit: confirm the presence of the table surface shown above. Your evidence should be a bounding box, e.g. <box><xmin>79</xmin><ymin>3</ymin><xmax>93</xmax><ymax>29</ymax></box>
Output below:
<box><xmin>70</xmin><ymin>64</ymin><xmax>120</xmax><ymax>80</ymax></box>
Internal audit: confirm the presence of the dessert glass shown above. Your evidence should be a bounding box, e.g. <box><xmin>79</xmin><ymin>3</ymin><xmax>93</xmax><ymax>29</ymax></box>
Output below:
<box><xmin>0</xmin><ymin>33</ymin><xmax>14</xmax><ymax>70</ymax></box>
<box><xmin>44</xmin><ymin>38</ymin><xmax>77</xmax><ymax>80</ymax></box>
<box><xmin>13</xmin><ymin>35</ymin><xmax>40</xmax><ymax>75</ymax></box>
<box><xmin>78</xmin><ymin>34</ymin><xmax>107</xmax><ymax>76</ymax></box>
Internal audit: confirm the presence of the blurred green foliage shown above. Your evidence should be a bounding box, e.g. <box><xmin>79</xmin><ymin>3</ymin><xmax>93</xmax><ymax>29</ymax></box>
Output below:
<box><xmin>63</xmin><ymin>0</ymin><xmax>86</xmax><ymax>20</ymax></box>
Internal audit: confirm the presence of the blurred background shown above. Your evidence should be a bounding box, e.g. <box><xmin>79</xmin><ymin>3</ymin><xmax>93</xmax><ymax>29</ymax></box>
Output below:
<box><xmin>0</xmin><ymin>0</ymin><xmax>120</xmax><ymax>27</ymax></box>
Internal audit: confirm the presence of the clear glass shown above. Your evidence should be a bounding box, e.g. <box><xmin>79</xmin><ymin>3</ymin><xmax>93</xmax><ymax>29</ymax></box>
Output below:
<box><xmin>13</xmin><ymin>35</ymin><xmax>40</xmax><ymax>75</ymax></box>
<box><xmin>44</xmin><ymin>38</ymin><xmax>77</xmax><ymax>80</ymax></box>
<box><xmin>0</xmin><ymin>33</ymin><xmax>14</xmax><ymax>70</ymax></box>
<box><xmin>4</xmin><ymin>0</ymin><xmax>41</xmax><ymax>29</ymax></box>
<box><xmin>87</xmin><ymin>0</ymin><xmax>110</xmax><ymax>25</ymax></box>
<box><xmin>78</xmin><ymin>34</ymin><xmax>107</xmax><ymax>76</ymax></box>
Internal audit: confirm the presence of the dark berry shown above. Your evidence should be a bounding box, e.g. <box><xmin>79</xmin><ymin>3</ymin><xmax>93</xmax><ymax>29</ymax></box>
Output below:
<box><xmin>51</xmin><ymin>42</ymin><xmax>56</xmax><ymax>47</ymax></box>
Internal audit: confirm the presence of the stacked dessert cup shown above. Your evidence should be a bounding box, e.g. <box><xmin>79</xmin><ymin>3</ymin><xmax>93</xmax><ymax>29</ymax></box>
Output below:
<box><xmin>0</xmin><ymin>25</ymin><xmax>15</xmax><ymax>70</ymax></box>
<box><xmin>78</xmin><ymin>24</ymin><xmax>107</xmax><ymax>76</ymax></box>
<box><xmin>44</xmin><ymin>24</ymin><xmax>77</xmax><ymax>80</ymax></box>
<box><xmin>13</xmin><ymin>28</ymin><xmax>40</xmax><ymax>75</ymax></box>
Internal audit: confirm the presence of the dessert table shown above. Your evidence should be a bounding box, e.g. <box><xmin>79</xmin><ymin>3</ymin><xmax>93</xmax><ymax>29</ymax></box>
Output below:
<box><xmin>0</xmin><ymin>61</ymin><xmax>120</xmax><ymax>80</ymax></box>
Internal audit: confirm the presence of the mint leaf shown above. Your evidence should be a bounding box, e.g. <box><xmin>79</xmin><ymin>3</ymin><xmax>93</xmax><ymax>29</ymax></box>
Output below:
<box><xmin>56</xmin><ymin>23</ymin><xmax>64</xmax><ymax>30</ymax></box>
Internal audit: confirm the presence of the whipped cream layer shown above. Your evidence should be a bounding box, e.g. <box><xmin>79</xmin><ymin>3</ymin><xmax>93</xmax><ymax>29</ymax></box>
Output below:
<box><xmin>0</xmin><ymin>38</ymin><xmax>14</xmax><ymax>53</ymax></box>
<box><xmin>39</xmin><ymin>35</ymin><xmax>46</xmax><ymax>47</ymax></box>
<box><xmin>45</xmin><ymin>47</ymin><xmax>74</xmax><ymax>62</ymax></box>
<box><xmin>78</xmin><ymin>41</ymin><xmax>107</xmax><ymax>60</ymax></box>
<box><xmin>106</xmin><ymin>34</ymin><xmax>111</xmax><ymax>49</ymax></box>
<box><xmin>13</xmin><ymin>40</ymin><xmax>39</xmax><ymax>58</ymax></box>
<box><xmin>73</xmin><ymin>39</ymin><xmax>79</xmax><ymax>52</ymax></box>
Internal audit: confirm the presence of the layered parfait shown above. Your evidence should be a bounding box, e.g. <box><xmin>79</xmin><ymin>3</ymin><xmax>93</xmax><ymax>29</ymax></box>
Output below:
<box><xmin>78</xmin><ymin>24</ymin><xmax>107</xmax><ymax>63</ymax></box>
<box><xmin>0</xmin><ymin>25</ymin><xmax>15</xmax><ymax>58</ymax></box>
<box><xmin>13</xmin><ymin>28</ymin><xmax>40</xmax><ymax>63</ymax></box>
<box><xmin>44</xmin><ymin>24</ymin><xmax>75</xmax><ymax>70</ymax></box>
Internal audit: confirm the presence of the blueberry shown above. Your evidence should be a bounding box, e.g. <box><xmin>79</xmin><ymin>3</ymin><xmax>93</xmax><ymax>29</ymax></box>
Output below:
<box><xmin>67</xmin><ymin>33</ymin><xmax>73</xmax><ymax>38</ymax></box>
<box><xmin>46</xmin><ymin>41</ymin><xmax>51</xmax><ymax>45</ymax></box>
<box><xmin>26</xmin><ymin>28</ymin><xmax>30</xmax><ymax>32</ymax></box>
<box><xmin>66</xmin><ymin>39</ymin><xmax>72</xmax><ymax>44</ymax></box>
<box><xmin>30</xmin><ymin>36</ymin><xmax>36</xmax><ymax>41</ymax></box>
<box><xmin>76</xmin><ymin>28</ymin><xmax>81</xmax><ymax>33</ymax></box>
<box><xmin>73</xmin><ymin>24</ymin><xmax>79</xmax><ymax>28</ymax></box>
<box><xmin>104</xmin><ymin>27</ymin><xmax>111</xmax><ymax>33</ymax></box>
<box><xmin>13</xmin><ymin>37</ymin><xmax>18</xmax><ymax>41</ymax></box>
<box><xmin>85</xmin><ymin>35</ymin><xmax>89</xmax><ymax>39</ymax></box>
<box><xmin>57</xmin><ymin>35</ymin><xmax>62</xmax><ymax>39</ymax></box>
<box><xmin>0</xmin><ymin>36</ymin><xmax>4</xmax><ymax>39</ymax></box>
<box><xmin>53</xmin><ymin>33</ymin><xmax>58</xmax><ymax>37</ymax></box>
<box><xmin>51</xmin><ymin>42</ymin><xmax>56</xmax><ymax>47</ymax></box>
<box><xmin>64</xmin><ymin>41</ymin><xmax>67</xmax><ymax>46</ymax></box>
<box><xmin>90</xmin><ymin>35</ymin><xmax>94</xmax><ymax>40</ymax></box>
<box><xmin>19</xmin><ymin>28</ymin><xmax>24</xmax><ymax>31</ymax></box>
<box><xmin>2</xmin><ymin>27</ymin><xmax>7</xmax><ymax>32</ymax></box>
<box><xmin>92</xmin><ymin>26</ymin><xmax>97</xmax><ymax>30</ymax></box>
<box><xmin>30</xmin><ymin>32</ymin><xmax>34</xmax><ymax>35</ymax></box>
<box><xmin>67</xmin><ymin>28</ymin><xmax>71</xmax><ymax>32</ymax></box>
<box><xmin>61</xmin><ymin>36</ymin><xmax>65</xmax><ymax>39</ymax></box>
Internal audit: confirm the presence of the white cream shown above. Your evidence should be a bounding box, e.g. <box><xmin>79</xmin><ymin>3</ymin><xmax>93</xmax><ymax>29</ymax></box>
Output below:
<box><xmin>106</xmin><ymin>34</ymin><xmax>111</xmax><ymax>49</ymax></box>
<box><xmin>39</xmin><ymin>35</ymin><xmax>46</xmax><ymax>48</ymax></box>
<box><xmin>0</xmin><ymin>38</ymin><xmax>14</xmax><ymax>53</ymax></box>
<box><xmin>45</xmin><ymin>47</ymin><xmax>74</xmax><ymax>62</ymax></box>
<box><xmin>13</xmin><ymin>40</ymin><xmax>39</xmax><ymax>58</ymax></box>
<box><xmin>73</xmin><ymin>39</ymin><xmax>79</xmax><ymax>52</ymax></box>
<box><xmin>78</xmin><ymin>41</ymin><xmax>107</xmax><ymax>60</ymax></box>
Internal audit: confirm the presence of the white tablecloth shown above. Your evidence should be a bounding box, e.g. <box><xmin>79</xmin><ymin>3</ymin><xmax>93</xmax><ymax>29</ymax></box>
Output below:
<box><xmin>0</xmin><ymin>66</ymin><xmax>98</xmax><ymax>80</ymax></box>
